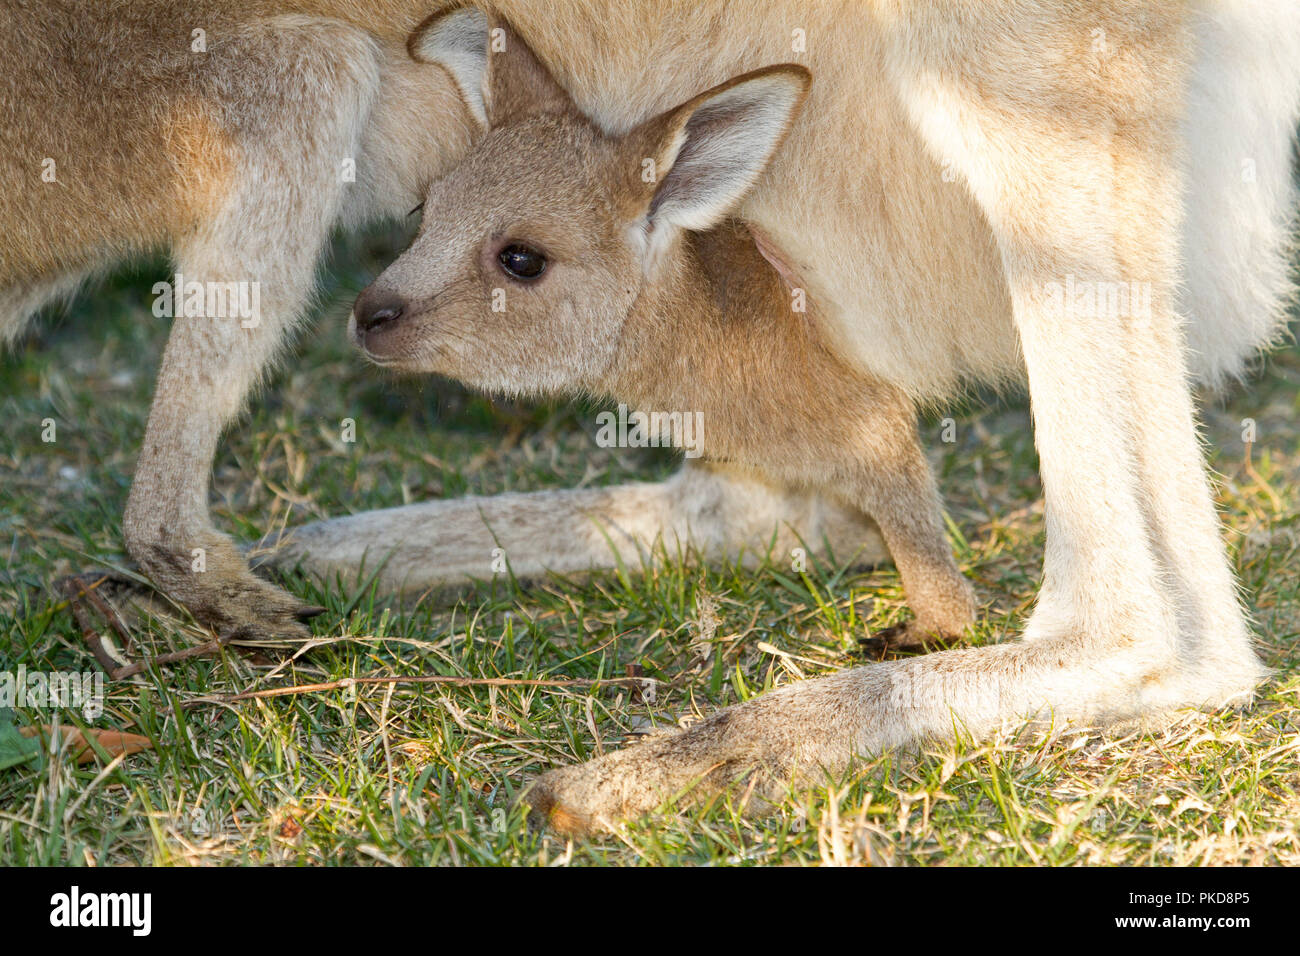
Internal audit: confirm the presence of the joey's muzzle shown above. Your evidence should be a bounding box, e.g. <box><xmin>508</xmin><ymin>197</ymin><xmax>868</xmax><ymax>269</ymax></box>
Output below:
<box><xmin>353</xmin><ymin>286</ymin><xmax>407</xmax><ymax>333</ymax></box>
<box><xmin>350</xmin><ymin>286</ymin><xmax>409</xmax><ymax>359</ymax></box>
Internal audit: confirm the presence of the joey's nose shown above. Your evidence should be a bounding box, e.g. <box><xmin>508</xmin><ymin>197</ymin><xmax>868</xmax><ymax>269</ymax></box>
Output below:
<box><xmin>353</xmin><ymin>288</ymin><xmax>408</xmax><ymax>334</ymax></box>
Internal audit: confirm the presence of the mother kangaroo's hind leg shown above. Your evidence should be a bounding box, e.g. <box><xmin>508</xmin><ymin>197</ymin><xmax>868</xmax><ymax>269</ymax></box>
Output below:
<box><xmin>524</xmin><ymin>2</ymin><xmax>1281</xmax><ymax>835</ymax></box>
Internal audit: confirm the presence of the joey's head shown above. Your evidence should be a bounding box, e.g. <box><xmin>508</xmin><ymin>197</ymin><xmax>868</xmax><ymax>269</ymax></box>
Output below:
<box><xmin>351</xmin><ymin>7</ymin><xmax>810</xmax><ymax>395</ymax></box>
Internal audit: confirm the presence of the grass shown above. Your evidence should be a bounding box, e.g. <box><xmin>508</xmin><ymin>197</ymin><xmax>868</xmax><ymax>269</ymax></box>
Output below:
<box><xmin>2</xmin><ymin>224</ymin><xmax>1298</xmax><ymax>866</ymax></box>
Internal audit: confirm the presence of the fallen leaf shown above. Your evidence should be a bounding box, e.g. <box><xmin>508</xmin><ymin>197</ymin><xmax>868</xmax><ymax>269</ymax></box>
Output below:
<box><xmin>19</xmin><ymin>725</ymin><xmax>153</xmax><ymax>764</ymax></box>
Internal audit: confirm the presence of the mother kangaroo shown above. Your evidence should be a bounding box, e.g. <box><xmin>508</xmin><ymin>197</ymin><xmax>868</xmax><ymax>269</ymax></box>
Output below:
<box><xmin>4</xmin><ymin>1</ymin><xmax>1298</xmax><ymax>832</ymax></box>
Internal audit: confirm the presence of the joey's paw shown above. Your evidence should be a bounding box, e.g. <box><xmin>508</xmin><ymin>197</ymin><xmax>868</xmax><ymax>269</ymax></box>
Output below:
<box><xmin>132</xmin><ymin>538</ymin><xmax>324</xmax><ymax>643</ymax></box>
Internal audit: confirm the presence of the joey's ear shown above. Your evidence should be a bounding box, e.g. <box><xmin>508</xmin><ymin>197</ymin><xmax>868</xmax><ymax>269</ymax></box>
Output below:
<box><xmin>409</xmin><ymin>7</ymin><xmax>572</xmax><ymax>131</ymax></box>
<box><xmin>638</xmin><ymin>66</ymin><xmax>811</xmax><ymax>233</ymax></box>
<box><xmin>409</xmin><ymin>7</ymin><xmax>491</xmax><ymax>129</ymax></box>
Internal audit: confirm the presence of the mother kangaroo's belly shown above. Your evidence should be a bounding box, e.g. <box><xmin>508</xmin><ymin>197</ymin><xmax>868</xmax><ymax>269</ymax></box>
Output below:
<box><xmin>740</xmin><ymin>83</ymin><xmax>1022</xmax><ymax>401</ymax></box>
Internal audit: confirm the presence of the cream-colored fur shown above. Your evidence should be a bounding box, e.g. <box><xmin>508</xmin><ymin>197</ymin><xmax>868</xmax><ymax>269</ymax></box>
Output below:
<box><xmin>5</xmin><ymin>1</ymin><xmax>1298</xmax><ymax>834</ymax></box>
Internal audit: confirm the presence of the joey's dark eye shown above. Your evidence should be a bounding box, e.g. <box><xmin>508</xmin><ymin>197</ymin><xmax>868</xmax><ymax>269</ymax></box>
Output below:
<box><xmin>498</xmin><ymin>243</ymin><xmax>547</xmax><ymax>280</ymax></box>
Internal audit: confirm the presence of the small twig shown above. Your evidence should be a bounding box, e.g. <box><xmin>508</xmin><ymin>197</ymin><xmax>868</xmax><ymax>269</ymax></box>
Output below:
<box><xmin>58</xmin><ymin>574</ymin><xmax>232</xmax><ymax>680</ymax></box>
<box><xmin>83</xmin><ymin>580</ymin><xmax>135</xmax><ymax>648</ymax></box>
<box><xmin>111</xmin><ymin>638</ymin><xmax>233</xmax><ymax>680</ymax></box>
<box><xmin>59</xmin><ymin>575</ymin><xmax>132</xmax><ymax>677</ymax></box>
<box><xmin>59</xmin><ymin>574</ymin><xmax>135</xmax><ymax>641</ymax></box>
<box><xmin>185</xmin><ymin>673</ymin><xmax>658</xmax><ymax>707</ymax></box>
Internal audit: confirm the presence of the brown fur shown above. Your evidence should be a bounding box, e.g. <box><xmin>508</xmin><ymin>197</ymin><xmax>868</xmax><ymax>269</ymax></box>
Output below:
<box><xmin>624</xmin><ymin>223</ymin><xmax>978</xmax><ymax>641</ymax></box>
<box><xmin>2</xmin><ymin>1</ymin><xmax>475</xmax><ymax>636</ymax></box>
<box><xmin>353</xmin><ymin>22</ymin><xmax>973</xmax><ymax>641</ymax></box>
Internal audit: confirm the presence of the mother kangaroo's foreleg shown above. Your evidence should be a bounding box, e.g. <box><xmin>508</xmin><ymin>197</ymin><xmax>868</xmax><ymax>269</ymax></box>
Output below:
<box><xmin>265</xmin><ymin>459</ymin><xmax>887</xmax><ymax>593</ymax></box>
<box><xmin>123</xmin><ymin>20</ymin><xmax>383</xmax><ymax>640</ymax></box>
